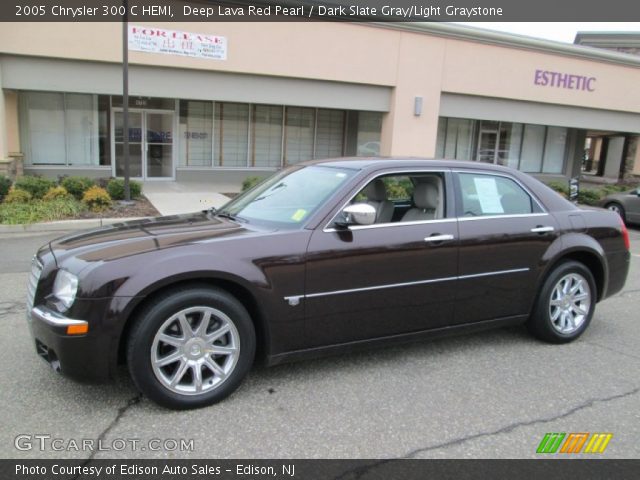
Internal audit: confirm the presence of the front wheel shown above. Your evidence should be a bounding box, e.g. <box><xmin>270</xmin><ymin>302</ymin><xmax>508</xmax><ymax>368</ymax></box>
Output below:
<box><xmin>127</xmin><ymin>286</ymin><xmax>256</xmax><ymax>409</ymax></box>
<box><xmin>527</xmin><ymin>261</ymin><xmax>596</xmax><ymax>344</ymax></box>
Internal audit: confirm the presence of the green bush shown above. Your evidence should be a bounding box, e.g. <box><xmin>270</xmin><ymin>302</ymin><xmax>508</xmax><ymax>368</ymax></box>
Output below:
<box><xmin>0</xmin><ymin>197</ymin><xmax>85</xmax><ymax>225</ymax></box>
<box><xmin>0</xmin><ymin>175</ymin><xmax>11</xmax><ymax>200</ymax></box>
<box><xmin>61</xmin><ymin>176</ymin><xmax>95</xmax><ymax>200</ymax></box>
<box><xmin>577</xmin><ymin>189</ymin><xmax>602</xmax><ymax>206</ymax></box>
<box><xmin>106</xmin><ymin>178</ymin><xmax>142</xmax><ymax>200</ymax></box>
<box><xmin>546</xmin><ymin>181</ymin><xmax>569</xmax><ymax>198</ymax></box>
<box><xmin>43</xmin><ymin>186</ymin><xmax>72</xmax><ymax>201</ymax></box>
<box><xmin>4</xmin><ymin>188</ymin><xmax>32</xmax><ymax>204</ymax></box>
<box><xmin>13</xmin><ymin>176</ymin><xmax>56</xmax><ymax>199</ymax></box>
<box><xmin>242</xmin><ymin>176</ymin><xmax>263</xmax><ymax>192</ymax></box>
<box><xmin>82</xmin><ymin>186</ymin><xmax>112</xmax><ymax>212</ymax></box>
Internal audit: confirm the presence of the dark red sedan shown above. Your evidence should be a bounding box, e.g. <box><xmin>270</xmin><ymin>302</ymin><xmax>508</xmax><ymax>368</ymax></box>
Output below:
<box><xmin>27</xmin><ymin>159</ymin><xmax>631</xmax><ymax>409</ymax></box>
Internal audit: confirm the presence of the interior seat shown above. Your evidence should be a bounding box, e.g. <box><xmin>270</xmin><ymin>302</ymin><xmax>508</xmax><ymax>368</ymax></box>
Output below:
<box><xmin>364</xmin><ymin>179</ymin><xmax>394</xmax><ymax>223</ymax></box>
<box><xmin>401</xmin><ymin>181</ymin><xmax>441</xmax><ymax>222</ymax></box>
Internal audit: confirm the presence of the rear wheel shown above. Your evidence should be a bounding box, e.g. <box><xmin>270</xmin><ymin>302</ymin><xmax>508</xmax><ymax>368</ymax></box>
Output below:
<box><xmin>127</xmin><ymin>286</ymin><xmax>255</xmax><ymax>409</ymax></box>
<box><xmin>605</xmin><ymin>202</ymin><xmax>626</xmax><ymax>223</ymax></box>
<box><xmin>527</xmin><ymin>261</ymin><xmax>596</xmax><ymax>344</ymax></box>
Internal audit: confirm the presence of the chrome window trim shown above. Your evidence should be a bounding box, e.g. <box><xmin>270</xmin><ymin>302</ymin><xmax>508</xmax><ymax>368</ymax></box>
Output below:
<box><xmin>321</xmin><ymin>167</ymin><xmax>549</xmax><ymax>233</ymax></box>
<box><xmin>324</xmin><ymin>217</ymin><xmax>457</xmax><ymax>233</ymax></box>
<box><xmin>458</xmin><ymin>212</ymin><xmax>549</xmax><ymax>222</ymax></box>
<box><xmin>452</xmin><ymin>169</ymin><xmax>547</xmax><ymax>214</ymax></box>
<box><xmin>324</xmin><ymin>212</ymin><xmax>550</xmax><ymax>232</ymax></box>
<box><xmin>322</xmin><ymin>168</ymin><xmax>450</xmax><ymax>233</ymax></box>
<box><xmin>284</xmin><ymin>267</ymin><xmax>530</xmax><ymax>304</ymax></box>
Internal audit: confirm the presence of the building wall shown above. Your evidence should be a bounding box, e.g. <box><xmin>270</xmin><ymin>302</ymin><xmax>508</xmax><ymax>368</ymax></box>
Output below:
<box><xmin>1</xmin><ymin>22</ymin><xmax>640</xmax><ymax>177</ymax></box>
<box><xmin>441</xmin><ymin>39</ymin><xmax>640</xmax><ymax>114</ymax></box>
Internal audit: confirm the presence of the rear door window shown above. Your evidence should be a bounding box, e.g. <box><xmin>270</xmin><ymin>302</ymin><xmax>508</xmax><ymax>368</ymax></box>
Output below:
<box><xmin>458</xmin><ymin>173</ymin><xmax>539</xmax><ymax>217</ymax></box>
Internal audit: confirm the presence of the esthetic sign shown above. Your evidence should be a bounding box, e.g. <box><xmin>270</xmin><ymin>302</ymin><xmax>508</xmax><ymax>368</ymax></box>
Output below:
<box><xmin>534</xmin><ymin>69</ymin><xmax>596</xmax><ymax>92</ymax></box>
<box><xmin>128</xmin><ymin>25</ymin><xmax>227</xmax><ymax>60</ymax></box>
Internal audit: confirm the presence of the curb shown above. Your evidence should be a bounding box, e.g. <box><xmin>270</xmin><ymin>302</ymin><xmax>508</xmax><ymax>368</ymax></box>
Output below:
<box><xmin>0</xmin><ymin>217</ymin><xmax>147</xmax><ymax>234</ymax></box>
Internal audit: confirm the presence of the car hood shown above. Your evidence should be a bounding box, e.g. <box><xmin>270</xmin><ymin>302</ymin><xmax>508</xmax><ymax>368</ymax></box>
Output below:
<box><xmin>48</xmin><ymin>212</ymin><xmax>262</xmax><ymax>266</ymax></box>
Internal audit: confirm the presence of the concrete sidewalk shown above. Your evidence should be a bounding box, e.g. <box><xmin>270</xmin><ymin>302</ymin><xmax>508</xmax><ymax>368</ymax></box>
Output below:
<box><xmin>143</xmin><ymin>181</ymin><xmax>232</xmax><ymax>216</ymax></box>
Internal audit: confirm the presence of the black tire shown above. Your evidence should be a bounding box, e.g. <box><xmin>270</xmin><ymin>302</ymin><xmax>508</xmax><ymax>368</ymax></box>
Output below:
<box><xmin>527</xmin><ymin>261</ymin><xmax>597</xmax><ymax>344</ymax></box>
<box><xmin>127</xmin><ymin>285</ymin><xmax>255</xmax><ymax>409</ymax></box>
<box><xmin>605</xmin><ymin>202</ymin><xmax>626</xmax><ymax>223</ymax></box>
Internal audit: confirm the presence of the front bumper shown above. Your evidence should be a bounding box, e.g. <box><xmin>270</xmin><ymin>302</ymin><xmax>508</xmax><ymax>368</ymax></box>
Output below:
<box><xmin>28</xmin><ymin>305</ymin><xmax>112</xmax><ymax>382</ymax></box>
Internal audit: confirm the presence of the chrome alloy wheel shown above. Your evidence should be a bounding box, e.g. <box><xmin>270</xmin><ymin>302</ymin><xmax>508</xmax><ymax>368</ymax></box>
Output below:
<box><xmin>549</xmin><ymin>273</ymin><xmax>591</xmax><ymax>334</ymax></box>
<box><xmin>150</xmin><ymin>306</ymin><xmax>240</xmax><ymax>395</ymax></box>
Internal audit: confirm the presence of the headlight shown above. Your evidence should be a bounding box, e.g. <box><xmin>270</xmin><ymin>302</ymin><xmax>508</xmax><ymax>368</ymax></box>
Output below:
<box><xmin>53</xmin><ymin>270</ymin><xmax>78</xmax><ymax>310</ymax></box>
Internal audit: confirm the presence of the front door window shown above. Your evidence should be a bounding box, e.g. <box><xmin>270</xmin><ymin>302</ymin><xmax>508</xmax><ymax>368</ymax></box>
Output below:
<box><xmin>113</xmin><ymin>109</ymin><xmax>174</xmax><ymax>179</ymax></box>
<box><xmin>114</xmin><ymin>111</ymin><xmax>143</xmax><ymax>177</ymax></box>
<box><xmin>146</xmin><ymin>112</ymin><xmax>174</xmax><ymax>178</ymax></box>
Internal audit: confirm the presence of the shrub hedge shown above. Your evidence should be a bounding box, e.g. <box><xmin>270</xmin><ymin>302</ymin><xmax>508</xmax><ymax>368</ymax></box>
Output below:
<box><xmin>106</xmin><ymin>178</ymin><xmax>142</xmax><ymax>200</ymax></box>
<box><xmin>61</xmin><ymin>176</ymin><xmax>95</xmax><ymax>200</ymax></box>
<box><xmin>13</xmin><ymin>176</ymin><xmax>56</xmax><ymax>199</ymax></box>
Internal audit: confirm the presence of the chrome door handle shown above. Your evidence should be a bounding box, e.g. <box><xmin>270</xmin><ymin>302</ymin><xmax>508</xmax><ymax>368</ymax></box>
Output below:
<box><xmin>424</xmin><ymin>234</ymin><xmax>455</xmax><ymax>243</ymax></box>
<box><xmin>530</xmin><ymin>226</ymin><xmax>555</xmax><ymax>233</ymax></box>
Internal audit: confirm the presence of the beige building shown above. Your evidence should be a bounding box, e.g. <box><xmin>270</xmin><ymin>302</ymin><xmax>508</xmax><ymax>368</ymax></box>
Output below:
<box><xmin>1</xmin><ymin>22</ymin><xmax>639</xmax><ymax>185</ymax></box>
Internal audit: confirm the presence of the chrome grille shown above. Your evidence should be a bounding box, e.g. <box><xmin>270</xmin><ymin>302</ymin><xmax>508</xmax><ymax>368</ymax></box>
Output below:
<box><xmin>26</xmin><ymin>256</ymin><xmax>43</xmax><ymax>314</ymax></box>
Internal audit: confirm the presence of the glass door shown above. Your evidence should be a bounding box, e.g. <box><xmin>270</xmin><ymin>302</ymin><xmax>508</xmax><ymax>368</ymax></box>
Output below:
<box><xmin>145</xmin><ymin>112</ymin><xmax>174</xmax><ymax>179</ymax></box>
<box><xmin>112</xmin><ymin>109</ymin><xmax>174</xmax><ymax>179</ymax></box>
<box><xmin>477</xmin><ymin>130</ymin><xmax>498</xmax><ymax>164</ymax></box>
<box><xmin>114</xmin><ymin>110</ymin><xmax>143</xmax><ymax>178</ymax></box>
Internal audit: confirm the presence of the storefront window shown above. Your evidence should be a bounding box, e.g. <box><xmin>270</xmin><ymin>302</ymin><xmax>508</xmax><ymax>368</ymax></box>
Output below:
<box><xmin>499</xmin><ymin>122</ymin><xmax>522</xmax><ymax>169</ymax></box>
<box><xmin>437</xmin><ymin>117</ymin><xmax>567</xmax><ymax>175</ymax></box>
<box><xmin>519</xmin><ymin>124</ymin><xmax>546</xmax><ymax>172</ymax></box>
<box><xmin>284</xmin><ymin>107</ymin><xmax>315</xmax><ymax>165</ymax></box>
<box><xmin>542</xmin><ymin>127</ymin><xmax>567</xmax><ymax>174</ymax></box>
<box><xmin>214</xmin><ymin>103</ymin><xmax>250</xmax><ymax>167</ymax></box>
<box><xmin>20</xmin><ymin>91</ymin><xmax>98</xmax><ymax>166</ymax></box>
<box><xmin>179</xmin><ymin>100</ymin><xmax>213</xmax><ymax>167</ymax></box>
<box><xmin>445</xmin><ymin>118</ymin><xmax>476</xmax><ymax>160</ymax></box>
<box><xmin>355</xmin><ymin>111</ymin><xmax>382</xmax><ymax>156</ymax></box>
<box><xmin>315</xmin><ymin>109</ymin><xmax>345</xmax><ymax>159</ymax></box>
<box><xmin>252</xmin><ymin>105</ymin><xmax>283</xmax><ymax>168</ymax></box>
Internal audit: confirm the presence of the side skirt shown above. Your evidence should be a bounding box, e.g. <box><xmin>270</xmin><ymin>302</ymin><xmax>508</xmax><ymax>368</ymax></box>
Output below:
<box><xmin>266</xmin><ymin>315</ymin><xmax>528</xmax><ymax>367</ymax></box>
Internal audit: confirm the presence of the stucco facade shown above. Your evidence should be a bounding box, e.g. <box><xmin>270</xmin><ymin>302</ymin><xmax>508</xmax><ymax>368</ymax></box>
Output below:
<box><xmin>1</xmin><ymin>21</ymin><xmax>639</xmax><ymax>184</ymax></box>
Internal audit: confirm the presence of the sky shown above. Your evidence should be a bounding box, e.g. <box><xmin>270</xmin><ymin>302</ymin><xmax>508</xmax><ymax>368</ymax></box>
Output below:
<box><xmin>454</xmin><ymin>22</ymin><xmax>640</xmax><ymax>43</ymax></box>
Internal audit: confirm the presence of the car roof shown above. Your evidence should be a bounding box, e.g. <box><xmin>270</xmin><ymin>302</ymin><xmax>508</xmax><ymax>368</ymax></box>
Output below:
<box><xmin>302</xmin><ymin>157</ymin><xmax>517</xmax><ymax>174</ymax></box>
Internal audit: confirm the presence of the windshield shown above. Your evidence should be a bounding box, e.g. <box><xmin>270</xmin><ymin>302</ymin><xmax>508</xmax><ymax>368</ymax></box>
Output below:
<box><xmin>218</xmin><ymin>165</ymin><xmax>356</xmax><ymax>228</ymax></box>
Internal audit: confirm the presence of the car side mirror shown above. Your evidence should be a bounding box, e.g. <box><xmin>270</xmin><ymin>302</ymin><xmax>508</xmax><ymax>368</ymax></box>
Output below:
<box><xmin>335</xmin><ymin>203</ymin><xmax>377</xmax><ymax>228</ymax></box>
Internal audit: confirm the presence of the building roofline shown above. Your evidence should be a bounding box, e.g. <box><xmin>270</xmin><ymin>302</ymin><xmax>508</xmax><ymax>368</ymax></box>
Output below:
<box><xmin>574</xmin><ymin>31</ymin><xmax>640</xmax><ymax>47</ymax></box>
<box><xmin>370</xmin><ymin>22</ymin><xmax>640</xmax><ymax>68</ymax></box>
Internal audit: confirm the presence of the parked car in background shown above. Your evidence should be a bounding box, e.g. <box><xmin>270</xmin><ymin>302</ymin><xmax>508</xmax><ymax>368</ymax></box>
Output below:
<box><xmin>601</xmin><ymin>187</ymin><xmax>640</xmax><ymax>225</ymax></box>
<box><xmin>26</xmin><ymin>159</ymin><xmax>630</xmax><ymax>409</ymax></box>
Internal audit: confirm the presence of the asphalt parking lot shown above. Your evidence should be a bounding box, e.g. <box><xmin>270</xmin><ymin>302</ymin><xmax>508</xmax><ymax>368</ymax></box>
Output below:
<box><xmin>1</xmin><ymin>227</ymin><xmax>639</xmax><ymax>459</ymax></box>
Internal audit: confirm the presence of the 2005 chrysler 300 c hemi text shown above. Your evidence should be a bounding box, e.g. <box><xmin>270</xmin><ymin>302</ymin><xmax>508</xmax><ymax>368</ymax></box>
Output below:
<box><xmin>26</xmin><ymin>159</ymin><xmax>630</xmax><ymax>409</ymax></box>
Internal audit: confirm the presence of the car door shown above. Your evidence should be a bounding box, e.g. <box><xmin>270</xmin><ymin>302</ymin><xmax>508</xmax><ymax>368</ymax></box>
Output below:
<box><xmin>623</xmin><ymin>189</ymin><xmax>640</xmax><ymax>223</ymax></box>
<box><xmin>302</xmin><ymin>169</ymin><xmax>459</xmax><ymax>348</ymax></box>
<box><xmin>453</xmin><ymin>170</ymin><xmax>559</xmax><ymax>325</ymax></box>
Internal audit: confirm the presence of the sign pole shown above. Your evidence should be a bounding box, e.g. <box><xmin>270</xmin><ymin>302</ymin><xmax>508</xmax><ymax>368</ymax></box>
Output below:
<box><xmin>122</xmin><ymin>0</ymin><xmax>131</xmax><ymax>202</ymax></box>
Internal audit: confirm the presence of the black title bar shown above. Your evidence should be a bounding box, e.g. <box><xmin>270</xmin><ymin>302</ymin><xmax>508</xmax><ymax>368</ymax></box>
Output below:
<box><xmin>2</xmin><ymin>0</ymin><xmax>640</xmax><ymax>22</ymax></box>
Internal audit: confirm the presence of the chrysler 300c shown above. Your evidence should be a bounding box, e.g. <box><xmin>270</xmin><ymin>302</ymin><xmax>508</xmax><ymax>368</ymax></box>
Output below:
<box><xmin>26</xmin><ymin>159</ymin><xmax>630</xmax><ymax>409</ymax></box>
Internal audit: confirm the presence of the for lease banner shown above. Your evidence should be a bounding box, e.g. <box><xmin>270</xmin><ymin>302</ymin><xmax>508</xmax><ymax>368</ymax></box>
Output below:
<box><xmin>128</xmin><ymin>25</ymin><xmax>227</xmax><ymax>60</ymax></box>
